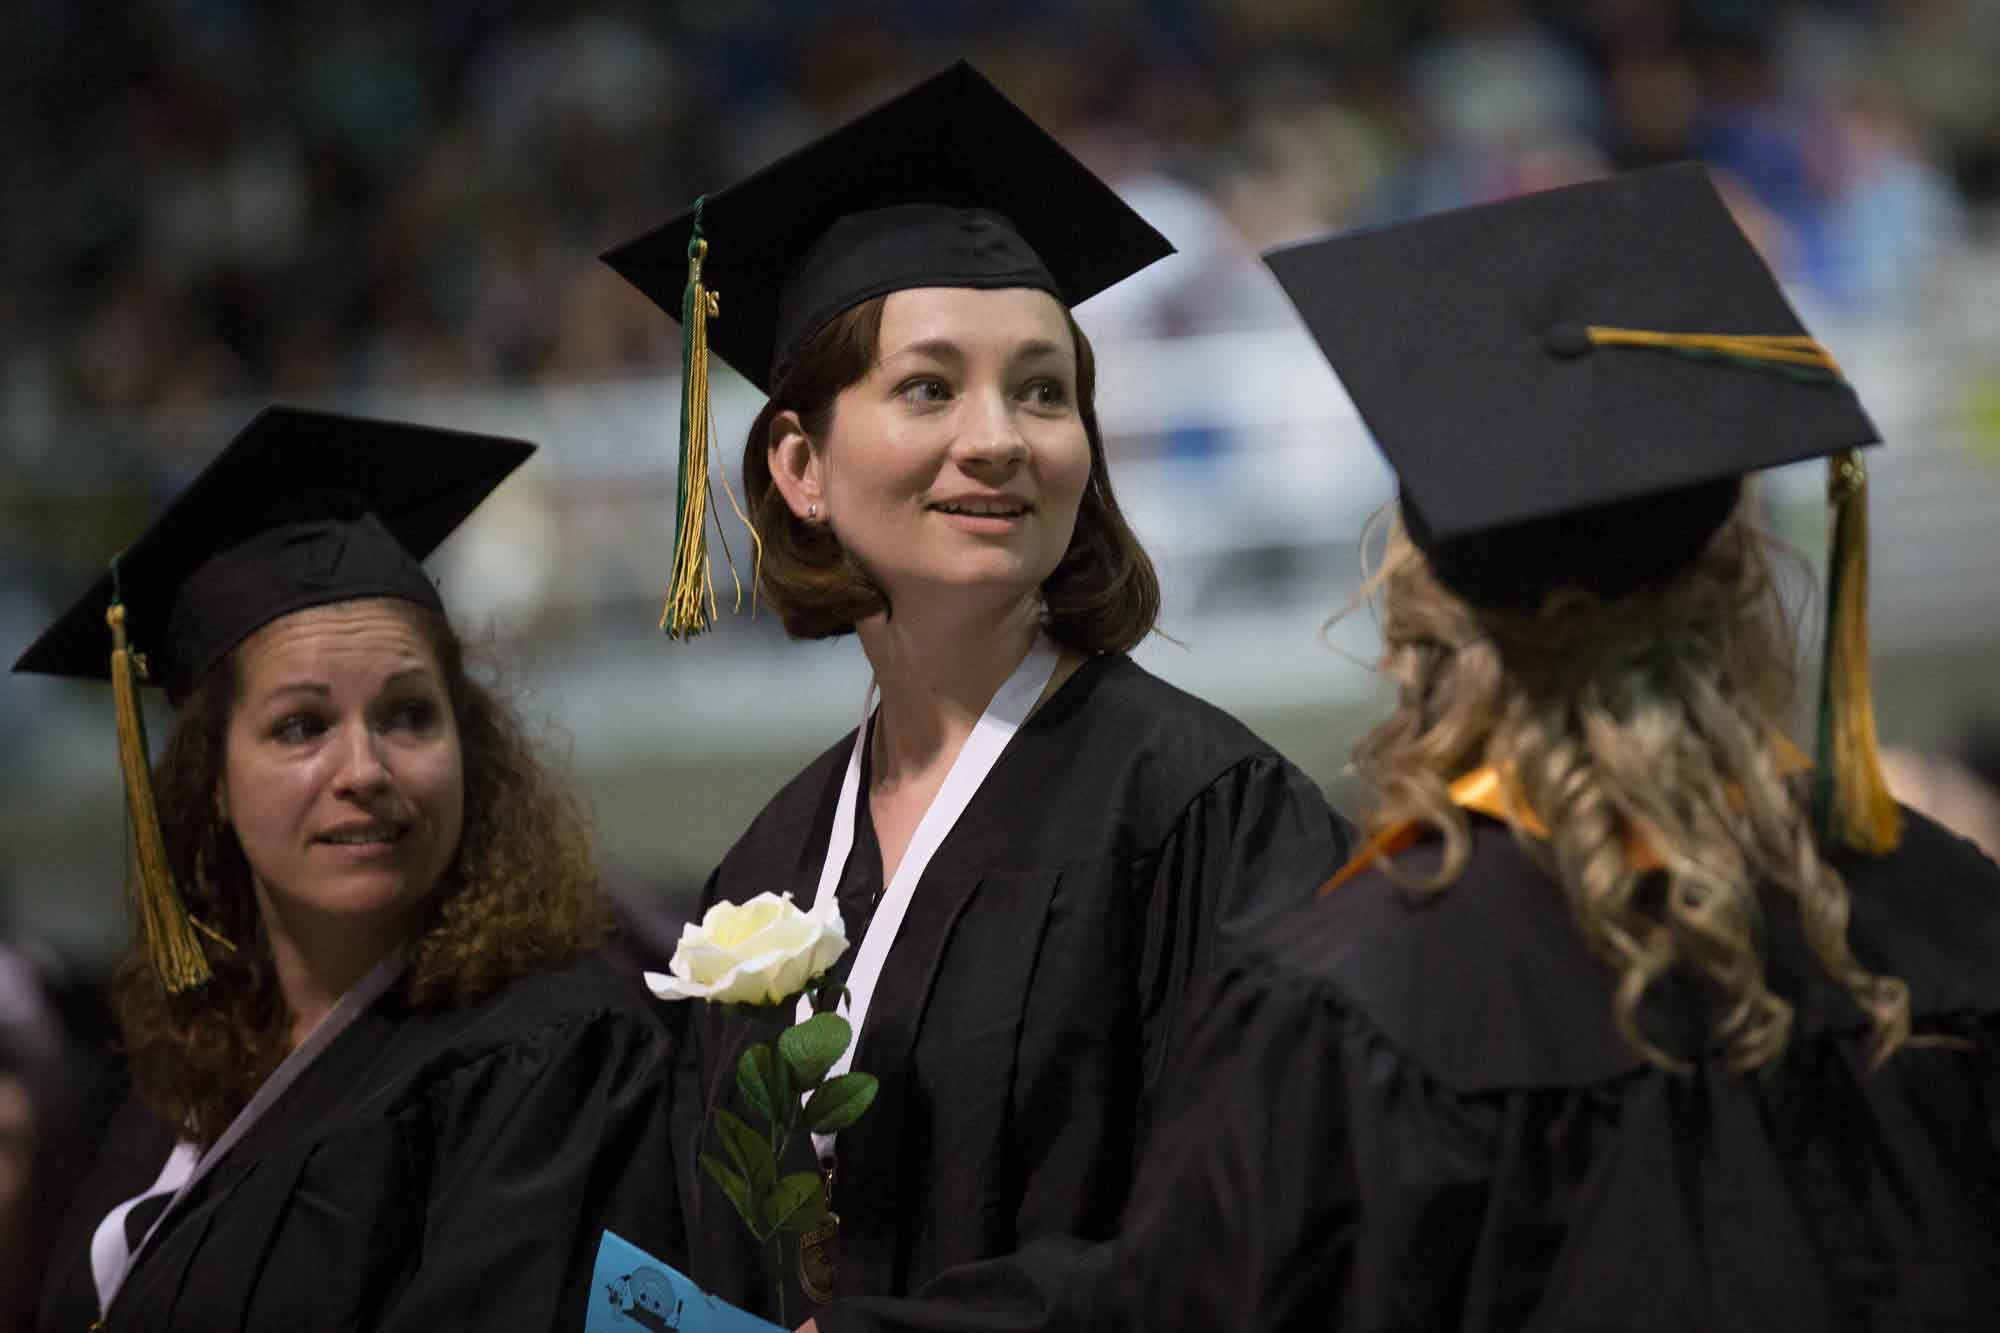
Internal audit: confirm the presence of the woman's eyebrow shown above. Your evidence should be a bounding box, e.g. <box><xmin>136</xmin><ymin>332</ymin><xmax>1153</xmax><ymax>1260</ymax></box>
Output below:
<box><xmin>1010</xmin><ymin>338</ymin><xmax>1069</xmax><ymax>363</ymax></box>
<box><xmin>879</xmin><ymin>338</ymin><xmax>967</xmax><ymax>366</ymax></box>
<box><xmin>257</xmin><ymin>680</ymin><xmax>332</xmax><ymax>703</ymax></box>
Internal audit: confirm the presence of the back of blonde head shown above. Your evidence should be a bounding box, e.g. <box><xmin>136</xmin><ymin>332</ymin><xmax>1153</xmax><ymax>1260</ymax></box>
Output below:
<box><xmin>1353</xmin><ymin>489</ymin><xmax>1910</xmax><ymax>1071</ymax></box>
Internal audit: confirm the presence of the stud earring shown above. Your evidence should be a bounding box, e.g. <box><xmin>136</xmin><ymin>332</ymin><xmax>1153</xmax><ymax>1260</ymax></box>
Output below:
<box><xmin>807</xmin><ymin>503</ymin><xmax>818</xmax><ymax>520</ymax></box>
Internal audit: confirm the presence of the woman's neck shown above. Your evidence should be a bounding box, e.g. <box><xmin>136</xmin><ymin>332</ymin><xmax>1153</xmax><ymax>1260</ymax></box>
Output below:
<box><xmin>856</xmin><ymin>595</ymin><xmax>1041</xmax><ymax>788</ymax></box>
<box><xmin>256</xmin><ymin>891</ymin><xmax>412</xmax><ymax>1050</ymax></box>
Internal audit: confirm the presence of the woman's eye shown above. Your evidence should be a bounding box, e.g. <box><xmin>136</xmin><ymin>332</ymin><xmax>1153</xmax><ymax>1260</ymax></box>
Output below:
<box><xmin>385</xmin><ymin>699</ymin><xmax>439</xmax><ymax>732</ymax></box>
<box><xmin>270</xmin><ymin>714</ymin><xmax>325</xmax><ymax>744</ymax></box>
<box><xmin>1022</xmin><ymin>378</ymin><xmax>1070</xmax><ymax>409</ymax></box>
<box><xmin>897</xmin><ymin>377</ymin><xmax>951</xmax><ymax>406</ymax></box>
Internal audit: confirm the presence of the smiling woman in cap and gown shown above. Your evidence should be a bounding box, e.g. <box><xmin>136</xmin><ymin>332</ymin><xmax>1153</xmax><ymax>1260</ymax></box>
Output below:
<box><xmin>885</xmin><ymin>165</ymin><xmax>2000</xmax><ymax>1331</ymax></box>
<box><xmin>23</xmin><ymin>409</ymin><xmax>683</xmax><ymax>1332</ymax></box>
<box><xmin>599</xmin><ymin>62</ymin><xmax>1351</xmax><ymax>1329</ymax></box>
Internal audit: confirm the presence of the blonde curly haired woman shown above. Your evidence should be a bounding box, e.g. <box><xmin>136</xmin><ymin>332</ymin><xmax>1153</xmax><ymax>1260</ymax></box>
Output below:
<box><xmin>970</xmin><ymin>167</ymin><xmax>2000</xmax><ymax>1332</ymax></box>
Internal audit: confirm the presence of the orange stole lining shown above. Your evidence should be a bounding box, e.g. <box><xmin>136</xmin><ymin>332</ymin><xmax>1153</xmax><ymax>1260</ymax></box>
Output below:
<box><xmin>1319</xmin><ymin>737</ymin><xmax>1812</xmax><ymax>896</ymax></box>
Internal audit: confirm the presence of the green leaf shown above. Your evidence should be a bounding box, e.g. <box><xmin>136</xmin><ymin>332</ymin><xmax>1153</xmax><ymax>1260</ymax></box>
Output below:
<box><xmin>778</xmin><ymin>1012</ymin><xmax>851</xmax><ymax>1090</ymax></box>
<box><xmin>767</xmin><ymin>1171</ymin><xmax>830</xmax><ymax>1233</ymax></box>
<box><xmin>736</xmin><ymin>1044</ymin><xmax>776</xmax><ymax>1123</ymax></box>
<box><xmin>699</xmin><ymin>1152</ymin><xmax>766</xmax><ymax>1240</ymax></box>
<box><xmin>803</xmin><ymin>1072</ymin><xmax>878</xmax><ymax>1134</ymax></box>
<box><xmin>714</xmin><ymin>1106</ymin><xmax>777</xmax><ymax>1195</ymax></box>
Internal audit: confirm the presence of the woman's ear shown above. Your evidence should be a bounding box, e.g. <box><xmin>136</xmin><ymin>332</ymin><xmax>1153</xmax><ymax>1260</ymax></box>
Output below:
<box><xmin>767</xmin><ymin>408</ymin><xmax>825</xmax><ymax>523</ymax></box>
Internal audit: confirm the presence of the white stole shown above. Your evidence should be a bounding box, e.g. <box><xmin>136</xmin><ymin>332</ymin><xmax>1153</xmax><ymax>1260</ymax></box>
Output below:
<box><xmin>796</xmin><ymin>635</ymin><xmax>1059</xmax><ymax>1161</ymax></box>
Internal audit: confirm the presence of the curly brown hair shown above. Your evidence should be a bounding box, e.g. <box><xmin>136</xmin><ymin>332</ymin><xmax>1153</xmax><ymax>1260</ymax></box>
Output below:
<box><xmin>740</xmin><ymin>294</ymin><xmax>1161</xmax><ymax>653</ymax></box>
<box><xmin>112</xmin><ymin>605</ymin><xmax>604</xmax><ymax>1146</ymax></box>
<box><xmin>1351</xmin><ymin>489</ymin><xmax>1911</xmax><ymax>1072</ymax></box>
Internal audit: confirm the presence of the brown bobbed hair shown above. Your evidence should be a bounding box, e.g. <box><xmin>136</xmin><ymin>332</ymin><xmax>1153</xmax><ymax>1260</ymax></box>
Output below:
<box><xmin>740</xmin><ymin>293</ymin><xmax>1160</xmax><ymax>653</ymax></box>
<box><xmin>1350</xmin><ymin>489</ymin><xmax>1911</xmax><ymax>1073</ymax></box>
<box><xmin>113</xmin><ymin>601</ymin><xmax>604</xmax><ymax>1147</ymax></box>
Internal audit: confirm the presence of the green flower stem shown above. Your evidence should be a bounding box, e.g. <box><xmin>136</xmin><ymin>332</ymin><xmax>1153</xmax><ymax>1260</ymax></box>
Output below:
<box><xmin>767</xmin><ymin>1230</ymin><xmax>788</xmax><ymax>1328</ymax></box>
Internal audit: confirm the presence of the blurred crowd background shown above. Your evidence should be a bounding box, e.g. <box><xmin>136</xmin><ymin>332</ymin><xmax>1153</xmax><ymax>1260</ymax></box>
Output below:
<box><xmin>6</xmin><ymin>0</ymin><xmax>2000</xmax><ymax>1316</ymax></box>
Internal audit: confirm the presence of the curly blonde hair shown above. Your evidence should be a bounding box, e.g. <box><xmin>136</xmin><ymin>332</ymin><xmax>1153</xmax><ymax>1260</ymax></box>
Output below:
<box><xmin>113</xmin><ymin>606</ymin><xmax>605</xmax><ymax>1146</ymax></box>
<box><xmin>1352</xmin><ymin>488</ymin><xmax>1910</xmax><ymax>1071</ymax></box>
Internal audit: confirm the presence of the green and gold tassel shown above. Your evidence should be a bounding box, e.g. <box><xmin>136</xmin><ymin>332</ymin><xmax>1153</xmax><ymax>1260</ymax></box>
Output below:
<box><xmin>1582</xmin><ymin>327</ymin><xmax>1843</xmax><ymax>381</ymax></box>
<box><xmin>108</xmin><ymin>583</ymin><xmax>227</xmax><ymax>991</ymax></box>
<box><xmin>662</xmin><ymin>203</ymin><xmax>722</xmax><ymax>638</ymax></box>
<box><xmin>1814</xmin><ymin>450</ymin><xmax>1904</xmax><ymax>854</ymax></box>
<box><xmin>661</xmin><ymin>199</ymin><xmax>762</xmax><ymax>640</ymax></box>
<box><xmin>1576</xmin><ymin>325</ymin><xmax>1901</xmax><ymax>855</ymax></box>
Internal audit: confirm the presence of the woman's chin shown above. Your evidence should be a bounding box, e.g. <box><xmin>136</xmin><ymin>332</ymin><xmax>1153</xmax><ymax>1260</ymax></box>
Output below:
<box><xmin>277</xmin><ymin>872</ymin><xmax>438</xmax><ymax>928</ymax></box>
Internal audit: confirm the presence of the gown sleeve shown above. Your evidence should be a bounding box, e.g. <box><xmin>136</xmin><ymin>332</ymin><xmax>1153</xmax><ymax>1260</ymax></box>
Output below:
<box><xmin>1127</xmin><ymin>751</ymin><xmax>1350</xmax><ymax>1096</ymax></box>
<box><xmin>366</xmin><ymin>1005</ymin><xmax>684</xmax><ymax>1331</ymax></box>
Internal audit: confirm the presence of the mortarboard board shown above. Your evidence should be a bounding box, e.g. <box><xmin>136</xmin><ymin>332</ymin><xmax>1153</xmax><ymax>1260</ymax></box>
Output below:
<box><xmin>16</xmin><ymin>406</ymin><xmax>535</xmax><ymax>697</ymax></box>
<box><xmin>1263</xmin><ymin>163</ymin><xmax>1899</xmax><ymax>854</ymax></box>
<box><xmin>14</xmin><ymin>405</ymin><xmax>535</xmax><ymax>991</ymax></box>
<box><xmin>600</xmin><ymin>60</ymin><xmax>1173</xmax><ymax>638</ymax></box>
<box><xmin>602</xmin><ymin>60</ymin><xmax>1172</xmax><ymax>394</ymax></box>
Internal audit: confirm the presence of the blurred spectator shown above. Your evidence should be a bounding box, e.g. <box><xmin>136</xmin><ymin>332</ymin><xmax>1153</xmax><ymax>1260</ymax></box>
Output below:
<box><xmin>4</xmin><ymin>0</ymin><xmax>1991</xmax><ymax>444</ymax></box>
<box><xmin>0</xmin><ymin>939</ymin><xmax>119</xmax><ymax>1329</ymax></box>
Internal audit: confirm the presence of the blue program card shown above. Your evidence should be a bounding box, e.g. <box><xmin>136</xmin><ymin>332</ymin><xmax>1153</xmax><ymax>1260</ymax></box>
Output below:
<box><xmin>584</xmin><ymin>1230</ymin><xmax>787</xmax><ymax>1333</ymax></box>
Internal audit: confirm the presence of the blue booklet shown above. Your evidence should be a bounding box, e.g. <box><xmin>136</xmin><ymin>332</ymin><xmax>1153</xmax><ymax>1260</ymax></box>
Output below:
<box><xmin>585</xmin><ymin>1230</ymin><xmax>786</xmax><ymax>1333</ymax></box>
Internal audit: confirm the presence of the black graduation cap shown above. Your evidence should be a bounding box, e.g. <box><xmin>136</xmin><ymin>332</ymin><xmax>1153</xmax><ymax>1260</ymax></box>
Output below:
<box><xmin>600</xmin><ymin>59</ymin><xmax>1172</xmax><ymax>641</ymax></box>
<box><xmin>1265</xmin><ymin>162</ymin><xmax>1901</xmax><ymax>856</ymax></box>
<box><xmin>1263</xmin><ymin>162</ymin><xmax>1880</xmax><ymax>608</ymax></box>
<box><xmin>14</xmin><ymin>405</ymin><xmax>535</xmax><ymax>699</ymax></box>
<box><xmin>602</xmin><ymin>59</ymin><xmax>1173</xmax><ymax>394</ymax></box>
<box><xmin>12</xmin><ymin>405</ymin><xmax>534</xmax><ymax>995</ymax></box>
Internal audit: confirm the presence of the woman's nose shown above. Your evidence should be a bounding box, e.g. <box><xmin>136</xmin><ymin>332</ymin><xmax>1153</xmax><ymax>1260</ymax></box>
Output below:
<box><xmin>956</xmin><ymin>390</ymin><xmax>1028</xmax><ymax>467</ymax></box>
<box><xmin>332</xmin><ymin>724</ymin><xmax>393</xmax><ymax>799</ymax></box>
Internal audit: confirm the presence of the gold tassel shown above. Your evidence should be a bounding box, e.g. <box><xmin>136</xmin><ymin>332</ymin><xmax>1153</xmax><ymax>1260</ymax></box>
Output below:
<box><xmin>109</xmin><ymin>601</ymin><xmax>223</xmax><ymax>991</ymax></box>
<box><xmin>1815</xmin><ymin>451</ymin><xmax>1904</xmax><ymax>854</ymax></box>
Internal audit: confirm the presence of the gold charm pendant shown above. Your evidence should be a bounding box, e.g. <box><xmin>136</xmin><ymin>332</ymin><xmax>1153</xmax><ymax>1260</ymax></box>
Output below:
<box><xmin>798</xmin><ymin>1212</ymin><xmax>840</xmax><ymax>1305</ymax></box>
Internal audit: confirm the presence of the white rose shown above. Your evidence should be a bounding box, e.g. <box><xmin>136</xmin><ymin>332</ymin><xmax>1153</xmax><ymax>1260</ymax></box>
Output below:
<box><xmin>644</xmin><ymin>892</ymin><xmax>848</xmax><ymax>1007</ymax></box>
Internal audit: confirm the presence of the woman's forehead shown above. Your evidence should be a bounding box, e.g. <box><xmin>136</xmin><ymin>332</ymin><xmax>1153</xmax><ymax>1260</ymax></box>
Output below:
<box><xmin>875</xmin><ymin>286</ymin><xmax>1073</xmax><ymax>361</ymax></box>
<box><xmin>233</xmin><ymin>600</ymin><xmax>440</xmax><ymax>687</ymax></box>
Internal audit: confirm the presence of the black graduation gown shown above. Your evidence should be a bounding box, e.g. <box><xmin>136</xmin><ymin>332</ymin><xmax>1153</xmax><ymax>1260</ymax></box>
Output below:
<box><xmin>1029</xmin><ymin>806</ymin><xmax>2000</xmax><ymax>1332</ymax></box>
<box><xmin>37</xmin><ymin>954</ymin><xmax>681</xmax><ymax>1333</ymax></box>
<box><xmin>661</xmin><ymin>654</ymin><xmax>1351</xmax><ymax>1326</ymax></box>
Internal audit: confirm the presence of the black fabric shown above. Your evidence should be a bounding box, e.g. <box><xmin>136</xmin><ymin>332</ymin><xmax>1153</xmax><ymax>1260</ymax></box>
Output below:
<box><xmin>834</xmin><ymin>717</ymin><xmax>887</xmax><ymax>949</ymax></box>
<box><xmin>36</xmin><ymin>955</ymin><xmax>682</xmax><ymax>1333</ymax></box>
<box><xmin>13</xmin><ymin>405</ymin><xmax>533</xmax><ymax>694</ymax></box>
<box><xmin>160</xmin><ymin>512</ymin><xmax>444</xmax><ymax>695</ymax></box>
<box><xmin>654</xmin><ymin>655</ymin><xmax>1351</xmax><ymax>1326</ymax></box>
<box><xmin>924</xmin><ymin>807</ymin><xmax>2000</xmax><ymax>1331</ymax></box>
<box><xmin>600</xmin><ymin>61</ymin><xmax>1172</xmax><ymax>392</ymax></box>
<box><xmin>773</xmin><ymin>204</ymin><xmax>1060</xmax><ymax>389</ymax></box>
<box><xmin>121</xmin><ymin>1192</ymin><xmax>172</xmax><ymax>1255</ymax></box>
<box><xmin>1261</xmin><ymin>163</ymin><xmax>1881</xmax><ymax>607</ymax></box>
<box><xmin>1405</xmin><ymin>475</ymin><xmax>1743</xmax><ymax>611</ymax></box>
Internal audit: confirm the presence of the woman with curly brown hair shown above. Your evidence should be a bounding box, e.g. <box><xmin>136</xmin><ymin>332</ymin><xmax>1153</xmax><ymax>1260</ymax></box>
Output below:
<box><xmin>20</xmin><ymin>408</ymin><xmax>681</xmax><ymax>1332</ymax></box>
<box><xmin>601</xmin><ymin>64</ymin><xmax>1350</xmax><ymax>1329</ymax></box>
<box><xmin>925</xmin><ymin>167</ymin><xmax>2000</xmax><ymax>1332</ymax></box>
